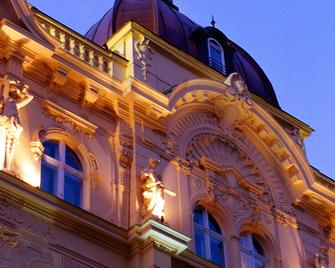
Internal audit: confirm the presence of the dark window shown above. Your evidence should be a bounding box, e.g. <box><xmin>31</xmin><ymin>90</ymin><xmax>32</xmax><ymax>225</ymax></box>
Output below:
<box><xmin>193</xmin><ymin>205</ymin><xmax>225</xmax><ymax>267</ymax></box>
<box><xmin>240</xmin><ymin>234</ymin><xmax>268</xmax><ymax>268</ymax></box>
<box><xmin>41</xmin><ymin>140</ymin><xmax>83</xmax><ymax>207</ymax></box>
<box><xmin>208</xmin><ymin>39</ymin><xmax>225</xmax><ymax>74</ymax></box>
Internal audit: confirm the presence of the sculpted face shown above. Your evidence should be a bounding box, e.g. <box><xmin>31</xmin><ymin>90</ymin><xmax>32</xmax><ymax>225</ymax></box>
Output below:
<box><xmin>234</xmin><ymin>79</ymin><xmax>246</xmax><ymax>95</ymax></box>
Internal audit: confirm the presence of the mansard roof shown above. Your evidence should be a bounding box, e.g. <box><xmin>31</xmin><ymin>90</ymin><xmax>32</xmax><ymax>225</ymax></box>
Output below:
<box><xmin>85</xmin><ymin>0</ymin><xmax>279</xmax><ymax>107</ymax></box>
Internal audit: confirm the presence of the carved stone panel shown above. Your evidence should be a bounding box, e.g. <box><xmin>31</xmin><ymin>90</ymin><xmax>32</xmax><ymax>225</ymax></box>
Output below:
<box><xmin>186</xmin><ymin>133</ymin><xmax>273</xmax><ymax>205</ymax></box>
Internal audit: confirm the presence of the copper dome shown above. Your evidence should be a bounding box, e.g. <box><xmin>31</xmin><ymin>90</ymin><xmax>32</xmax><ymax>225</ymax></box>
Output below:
<box><xmin>85</xmin><ymin>0</ymin><xmax>279</xmax><ymax>107</ymax></box>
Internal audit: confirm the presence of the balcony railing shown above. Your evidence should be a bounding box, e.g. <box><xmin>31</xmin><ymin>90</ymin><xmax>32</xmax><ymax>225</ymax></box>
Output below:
<box><xmin>34</xmin><ymin>11</ymin><xmax>115</xmax><ymax>77</ymax></box>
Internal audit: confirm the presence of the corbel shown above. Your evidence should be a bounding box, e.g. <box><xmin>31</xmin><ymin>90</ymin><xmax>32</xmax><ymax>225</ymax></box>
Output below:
<box><xmin>81</xmin><ymin>81</ymin><xmax>102</xmax><ymax>107</ymax></box>
<box><xmin>50</xmin><ymin>66</ymin><xmax>69</xmax><ymax>93</ymax></box>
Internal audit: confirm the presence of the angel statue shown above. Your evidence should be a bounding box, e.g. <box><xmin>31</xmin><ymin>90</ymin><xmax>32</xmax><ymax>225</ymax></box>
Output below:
<box><xmin>141</xmin><ymin>158</ymin><xmax>176</xmax><ymax>221</ymax></box>
<box><xmin>0</xmin><ymin>80</ymin><xmax>33</xmax><ymax>170</ymax></box>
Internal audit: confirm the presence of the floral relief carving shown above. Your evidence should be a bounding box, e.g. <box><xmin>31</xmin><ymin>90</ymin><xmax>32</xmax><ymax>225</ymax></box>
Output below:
<box><xmin>153</xmin><ymin>240</ymin><xmax>177</xmax><ymax>255</ymax></box>
<box><xmin>119</xmin><ymin>141</ymin><xmax>133</xmax><ymax>168</ymax></box>
<box><xmin>117</xmin><ymin>140</ymin><xmax>133</xmax><ymax>228</ymax></box>
<box><xmin>42</xmin><ymin>100</ymin><xmax>97</xmax><ymax>139</ymax></box>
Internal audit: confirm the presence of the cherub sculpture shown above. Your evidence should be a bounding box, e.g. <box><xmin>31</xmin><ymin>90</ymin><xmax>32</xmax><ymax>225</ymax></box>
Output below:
<box><xmin>141</xmin><ymin>158</ymin><xmax>176</xmax><ymax>221</ymax></box>
<box><xmin>0</xmin><ymin>80</ymin><xmax>33</xmax><ymax>170</ymax></box>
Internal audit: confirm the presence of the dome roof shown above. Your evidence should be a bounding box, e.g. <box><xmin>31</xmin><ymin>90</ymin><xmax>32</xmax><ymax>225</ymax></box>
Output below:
<box><xmin>85</xmin><ymin>0</ymin><xmax>279</xmax><ymax>107</ymax></box>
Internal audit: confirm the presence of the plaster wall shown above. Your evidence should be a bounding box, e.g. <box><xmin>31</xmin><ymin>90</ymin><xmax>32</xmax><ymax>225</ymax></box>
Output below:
<box><xmin>0</xmin><ymin>197</ymin><xmax>128</xmax><ymax>268</ymax></box>
<box><xmin>134</xmin><ymin>45</ymin><xmax>201</xmax><ymax>93</ymax></box>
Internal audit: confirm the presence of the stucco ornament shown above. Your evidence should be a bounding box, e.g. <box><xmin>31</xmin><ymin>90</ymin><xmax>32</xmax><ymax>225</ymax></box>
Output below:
<box><xmin>141</xmin><ymin>158</ymin><xmax>176</xmax><ymax>221</ymax></box>
<box><xmin>0</xmin><ymin>225</ymin><xmax>20</xmax><ymax>249</ymax></box>
<box><xmin>135</xmin><ymin>37</ymin><xmax>153</xmax><ymax>80</ymax></box>
<box><xmin>0</xmin><ymin>80</ymin><xmax>33</xmax><ymax>171</ymax></box>
<box><xmin>214</xmin><ymin>73</ymin><xmax>253</xmax><ymax>131</ymax></box>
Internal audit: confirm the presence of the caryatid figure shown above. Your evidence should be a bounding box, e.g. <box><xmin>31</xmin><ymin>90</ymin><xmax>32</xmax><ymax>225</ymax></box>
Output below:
<box><xmin>0</xmin><ymin>80</ymin><xmax>33</xmax><ymax>170</ymax></box>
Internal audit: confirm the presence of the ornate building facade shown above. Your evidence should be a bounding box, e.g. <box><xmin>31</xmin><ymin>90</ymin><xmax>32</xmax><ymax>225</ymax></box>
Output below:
<box><xmin>0</xmin><ymin>0</ymin><xmax>334</xmax><ymax>267</ymax></box>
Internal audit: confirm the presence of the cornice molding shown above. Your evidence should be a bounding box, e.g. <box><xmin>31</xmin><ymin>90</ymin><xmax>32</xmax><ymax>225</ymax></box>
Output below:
<box><xmin>0</xmin><ymin>170</ymin><xmax>129</xmax><ymax>254</ymax></box>
<box><xmin>42</xmin><ymin>100</ymin><xmax>98</xmax><ymax>138</ymax></box>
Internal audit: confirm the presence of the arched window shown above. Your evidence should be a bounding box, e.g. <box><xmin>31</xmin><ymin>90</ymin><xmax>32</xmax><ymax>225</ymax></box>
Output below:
<box><xmin>193</xmin><ymin>205</ymin><xmax>226</xmax><ymax>267</ymax></box>
<box><xmin>208</xmin><ymin>38</ymin><xmax>225</xmax><ymax>74</ymax></box>
<box><xmin>240</xmin><ymin>233</ymin><xmax>268</xmax><ymax>268</ymax></box>
<box><xmin>40</xmin><ymin>140</ymin><xmax>84</xmax><ymax>207</ymax></box>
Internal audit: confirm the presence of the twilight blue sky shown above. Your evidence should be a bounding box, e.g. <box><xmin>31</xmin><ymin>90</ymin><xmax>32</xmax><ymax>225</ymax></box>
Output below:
<box><xmin>28</xmin><ymin>0</ymin><xmax>335</xmax><ymax>178</ymax></box>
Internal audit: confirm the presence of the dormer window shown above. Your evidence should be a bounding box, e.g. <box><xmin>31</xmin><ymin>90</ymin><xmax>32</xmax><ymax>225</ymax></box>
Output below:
<box><xmin>208</xmin><ymin>38</ymin><xmax>225</xmax><ymax>74</ymax></box>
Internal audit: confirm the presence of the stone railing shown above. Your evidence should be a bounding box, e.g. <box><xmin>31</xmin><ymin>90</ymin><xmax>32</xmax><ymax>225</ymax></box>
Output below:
<box><xmin>34</xmin><ymin>13</ymin><xmax>115</xmax><ymax>77</ymax></box>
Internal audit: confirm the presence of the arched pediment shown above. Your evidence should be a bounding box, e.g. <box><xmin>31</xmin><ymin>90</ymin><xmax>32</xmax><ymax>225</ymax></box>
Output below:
<box><xmin>187</xmin><ymin>133</ymin><xmax>274</xmax><ymax>204</ymax></box>
<box><xmin>2</xmin><ymin>0</ymin><xmax>58</xmax><ymax>49</ymax></box>
<box><xmin>167</xmin><ymin>74</ymin><xmax>315</xmax><ymax>206</ymax></box>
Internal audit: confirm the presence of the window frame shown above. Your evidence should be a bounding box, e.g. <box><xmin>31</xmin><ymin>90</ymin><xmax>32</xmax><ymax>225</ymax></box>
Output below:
<box><xmin>41</xmin><ymin>139</ymin><xmax>87</xmax><ymax>208</ymax></box>
<box><xmin>207</xmin><ymin>38</ymin><xmax>226</xmax><ymax>74</ymax></box>
<box><xmin>240</xmin><ymin>233</ymin><xmax>268</xmax><ymax>268</ymax></box>
<box><xmin>193</xmin><ymin>205</ymin><xmax>226</xmax><ymax>267</ymax></box>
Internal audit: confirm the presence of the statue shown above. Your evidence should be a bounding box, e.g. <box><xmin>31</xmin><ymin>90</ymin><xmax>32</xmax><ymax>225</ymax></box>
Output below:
<box><xmin>0</xmin><ymin>80</ymin><xmax>33</xmax><ymax>171</ymax></box>
<box><xmin>141</xmin><ymin>158</ymin><xmax>176</xmax><ymax>221</ymax></box>
<box><xmin>224</xmin><ymin>72</ymin><xmax>254</xmax><ymax>109</ymax></box>
<box><xmin>135</xmin><ymin>37</ymin><xmax>153</xmax><ymax>80</ymax></box>
<box><xmin>225</xmin><ymin>72</ymin><xmax>250</xmax><ymax>96</ymax></box>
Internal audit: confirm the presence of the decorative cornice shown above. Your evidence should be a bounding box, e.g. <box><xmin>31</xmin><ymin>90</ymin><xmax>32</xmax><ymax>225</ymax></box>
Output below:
<box><xmin>0</xmin><ymin>171</ymin><xmax>129</xmax><ymax>254</ymax></box>
<box><xmin>129</xmin><ymin>219</ymin><xmax>191</xmax><ymax>255</ymax></box>
<box><xmin>42</xmin><ymin>100</ymin><xmax>97</xmax><ymax>138</ymax></box>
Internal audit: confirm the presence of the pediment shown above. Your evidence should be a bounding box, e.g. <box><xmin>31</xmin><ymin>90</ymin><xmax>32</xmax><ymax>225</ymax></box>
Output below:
<box><xmin>0</xmin><ymin>0</ymin><xmax>26</xmax><ymax>29</ymax></box>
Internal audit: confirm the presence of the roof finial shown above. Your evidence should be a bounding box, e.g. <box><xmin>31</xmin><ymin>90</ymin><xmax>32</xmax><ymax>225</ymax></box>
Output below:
<box><xmin>211</xmin><ymin>15</ymin><xmax>216</xmax><ymax>28</ymax></box>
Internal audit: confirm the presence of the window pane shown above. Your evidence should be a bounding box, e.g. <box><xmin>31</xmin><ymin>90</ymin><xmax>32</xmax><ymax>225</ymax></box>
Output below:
<box><xmin>194</xmin><ymin>229</ymin><xmax>206</xmax><ymax>259</ymax></box>
<box><xmin>240</xmin><ymin>235</ymin><xmax>249</xmax><ymax>249</ymax></box>
<box><xmin>210</xmin><ymin>46</ymin><xmax>224</xmax><ymax>71</ymax></box>
<box><xmin>210</xmin><ymin>237</ymin><xmax>225</xmax><ymax>266</ymax></box>
<box><xmin>41</xmin><ymin>161</ymin><xmax>57</xmax><ymax>194</ymax></box>
<box><xmin>208</xmin><ymin>213</ymin><xmax>221</xmax><ymax>234</ymax></box>
<box><xmin>65</xmin><ymin>146</ymin><xmax>82</xmax><ymax>171</ymax></box>
<box><xmin>209</xmin><ymin>39</ymin><xmax>220</xmax><ymax>47</ymax></box>
<box><xmin>193</xmin><ymin>205</ymin><xmax>204</xmax><ymax>226</ymax></box>
<box><xmin>43</xmin><ymin>140</ymin><xmax>59</xmax><ymax>159</ymax></box>
<box><xmin>252</xmin><ymin>236</ymin><xmax>265</xmax><ymax>256</ymax></box>
<box><xmin>64</xmin><ymin>172</ymin><xmax>82</xmax><ymax>207</ymax></box>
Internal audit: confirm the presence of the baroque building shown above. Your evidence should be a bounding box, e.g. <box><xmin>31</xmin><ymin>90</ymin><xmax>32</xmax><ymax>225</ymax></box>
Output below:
<box><xmin>0</xmin><ymin>0</ymin><xmax>334</xmax><ymax>267</ymax></box>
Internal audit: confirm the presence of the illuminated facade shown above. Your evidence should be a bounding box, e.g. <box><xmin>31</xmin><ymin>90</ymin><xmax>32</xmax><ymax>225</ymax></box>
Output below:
<box><xmin>0</xmin><ymin>0</ymin><xmax>334</xmax><ymax>267</ymax></box>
